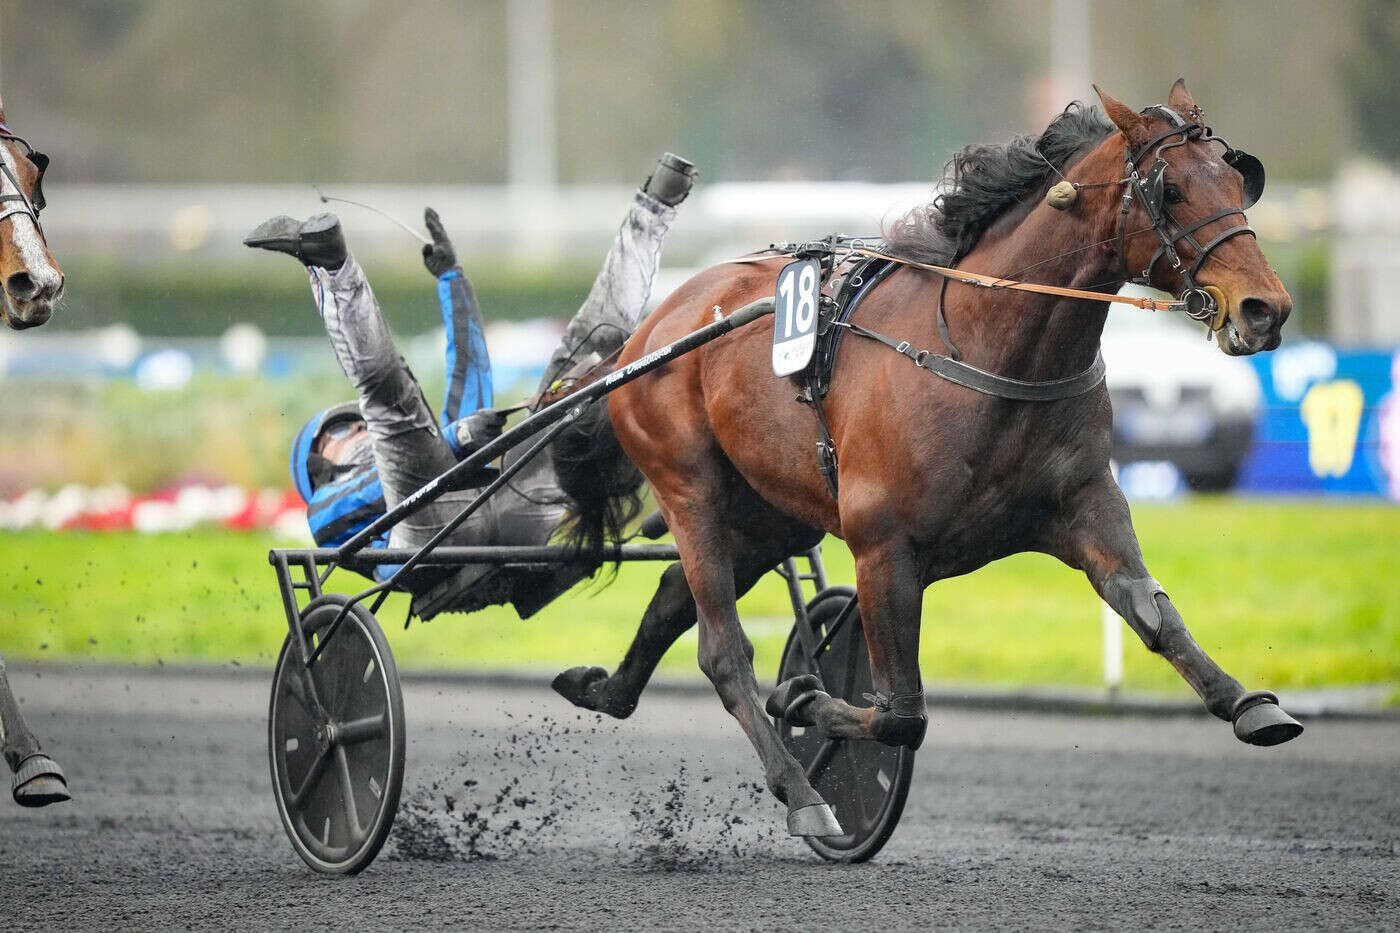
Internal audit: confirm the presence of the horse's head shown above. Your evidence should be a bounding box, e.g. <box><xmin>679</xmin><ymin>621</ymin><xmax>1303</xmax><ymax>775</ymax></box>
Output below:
<box><xmin>1094</xmin><ymin>81</ymin><xmax>1289</xmax><ymax>356</ymax></box>
<box><xmin>0</xmin><ymin>103</ymin><xmax>62</xmax><ymax>330</ymax></box>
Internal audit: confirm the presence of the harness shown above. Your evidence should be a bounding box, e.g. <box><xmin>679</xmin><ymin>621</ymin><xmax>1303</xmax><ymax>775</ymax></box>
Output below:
<box><xmin>0</xmin><ymin>122</ymin><xmax>49</xmax><ymax>236</ymax></box>
<box><xmin>754</xmin><ymin>102</ymin><xmax>1266</xmax><ymax>496</ymax></box>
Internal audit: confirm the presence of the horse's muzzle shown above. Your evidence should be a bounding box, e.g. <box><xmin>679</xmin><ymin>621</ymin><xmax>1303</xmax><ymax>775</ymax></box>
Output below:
<box><xmin>1216</xmin><ymin>293</ymin><xmax>1290</xmax><ymax>356</ymax></box>
<box><xmin>2</xmin><ymin>297</ymin><xmax>53</xmax><ymax>329</ymax></box>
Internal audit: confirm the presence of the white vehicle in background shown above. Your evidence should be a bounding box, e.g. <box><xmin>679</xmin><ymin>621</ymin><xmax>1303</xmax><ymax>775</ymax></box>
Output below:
<box><xmin>1103</xmin><ymin>287</ymin><xmax>1263</xmax><ymax>491</ymax></box>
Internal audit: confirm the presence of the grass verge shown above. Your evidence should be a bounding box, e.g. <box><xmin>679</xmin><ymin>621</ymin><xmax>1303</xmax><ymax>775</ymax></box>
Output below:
<box><xmin>2</xmin><ymin>498</ymin><xmax>1396</xmax><ymax>697</ymax></box>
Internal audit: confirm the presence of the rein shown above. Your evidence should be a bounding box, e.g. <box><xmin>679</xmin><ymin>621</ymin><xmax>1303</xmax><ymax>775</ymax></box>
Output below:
<box><xmin>846</xmin><ymin>246</ymin><xmax>1182</xmax><ymax>311</ymax></box>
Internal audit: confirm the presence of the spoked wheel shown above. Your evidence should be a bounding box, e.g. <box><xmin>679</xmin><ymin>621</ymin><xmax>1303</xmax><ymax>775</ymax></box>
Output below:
<box><xmin>269</xmin><ymin>594</ymin><xmax>405</xmax><ymax>875</ymax></box>
<box><xmin>776</xmin><ymin>586</ymin><xmax>915</xmax><ymax>863</ymax></box>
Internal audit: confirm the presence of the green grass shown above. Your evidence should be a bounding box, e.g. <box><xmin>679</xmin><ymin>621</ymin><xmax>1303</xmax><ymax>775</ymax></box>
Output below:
<box><xmin>3</xmin><ymin>498</ymin><xmax>1397</xmax><ymax>698</ymax></box>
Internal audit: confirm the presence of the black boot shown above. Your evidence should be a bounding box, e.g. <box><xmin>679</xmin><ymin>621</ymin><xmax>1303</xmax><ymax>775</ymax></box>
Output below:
<box><xmin>642</xmin><ymin>152</ymin><xmax>697</xmax><ymax>207</ymax></box>
<box><xmin>243</xmin><ymin>212</ymin><xmax>347</xmax><ymax>270</ymax></box>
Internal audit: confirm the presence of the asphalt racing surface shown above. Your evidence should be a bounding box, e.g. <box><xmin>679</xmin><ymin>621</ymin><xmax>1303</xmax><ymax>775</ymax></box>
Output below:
<box><xmin>1</xmin><ymin>665</ymin><xmax>1396</xmax><ymax>930</ymax></box>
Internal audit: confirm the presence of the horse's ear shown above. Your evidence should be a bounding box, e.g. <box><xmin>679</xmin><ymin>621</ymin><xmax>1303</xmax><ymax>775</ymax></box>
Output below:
<box><xmin>1093</xmin><ymin>84</ymin><xmax>1149</xmax><ymax>144</ymax></box>
<box><xmin>1167</xmin><ymin>78</ymin><xmax>1197</xmax><ymax>117</ymax></box>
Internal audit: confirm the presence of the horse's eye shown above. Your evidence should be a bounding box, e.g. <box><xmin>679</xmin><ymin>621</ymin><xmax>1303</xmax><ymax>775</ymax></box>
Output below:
<box><xmin>1163</xmin><ymin>184</ymin><xmax>1185</xmax><ymax>205</ymax></box>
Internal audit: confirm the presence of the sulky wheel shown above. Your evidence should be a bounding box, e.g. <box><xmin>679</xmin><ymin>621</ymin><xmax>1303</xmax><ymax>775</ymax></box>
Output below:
<box><xmin>776</xmin><ymin>586</ymin><xmax>915</xmax><ymax>863</ymax></box>
<box><xmin>269</xmin><ymin>594</ymin><xmax>405</xmax><ymax>875</ymax></box>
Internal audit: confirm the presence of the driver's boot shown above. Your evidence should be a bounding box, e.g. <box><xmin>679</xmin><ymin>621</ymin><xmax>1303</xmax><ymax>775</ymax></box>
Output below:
<box><xmin>243</xmin><ymin>212</ymin><xmax>347</xmax><ymax>270</ymax></box>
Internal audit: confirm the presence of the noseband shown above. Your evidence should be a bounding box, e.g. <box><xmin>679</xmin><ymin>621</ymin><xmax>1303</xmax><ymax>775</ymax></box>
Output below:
<box><xmin>1115</xmin><ymin>105</ymin><xmax>1263</xmax><ymax>331</ymax></box>
<box><xmin>0</xmin><ymin>121</ymin><xmax>49</xmax><ymax>238</ymax></box>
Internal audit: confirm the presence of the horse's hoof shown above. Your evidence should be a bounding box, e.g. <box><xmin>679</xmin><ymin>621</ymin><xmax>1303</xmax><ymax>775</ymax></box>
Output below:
<box><xmin>1232</xmin><ymin>690</ymin><xmax>1304</xmax><ymax>747</ymax></box>
<box><xmin>787</xmin><ymin>803</ymin><xmax>844</xmax><ymax>837</ymax></box>
<box><xmin>12</xmin><ymin>754</ymin><xmax>70</xmax><ymax>808</ymax></box>
<box><xmin>767</xmin><ymin>674</ymin><xmax>824</xmax><ymax>726</ymax></box>
<box><xmin>551</xmin><ymin>665</ymin><xmax>608</xmax><ymax>709</ymax></box>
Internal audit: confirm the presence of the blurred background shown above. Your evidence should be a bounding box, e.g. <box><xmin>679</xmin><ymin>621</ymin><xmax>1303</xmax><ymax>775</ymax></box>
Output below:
<box><xmin>1</xmin><ymin>0</ymin><xmax>1395</xmax><ymax>701</ymax></box>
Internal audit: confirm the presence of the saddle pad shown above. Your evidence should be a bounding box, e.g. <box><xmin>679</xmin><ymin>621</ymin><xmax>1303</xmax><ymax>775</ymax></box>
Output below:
<box><xmin>811</xmin><ymin>254</ymin><xmax>898</xmax><ymax>397</ymax></box>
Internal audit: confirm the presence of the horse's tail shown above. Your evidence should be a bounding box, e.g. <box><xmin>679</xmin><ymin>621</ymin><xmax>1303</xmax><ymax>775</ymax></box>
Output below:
<box><xmin>552</xmin><ymin>396</ymin><xmax>646</xmax><ymax>565</ymax></box>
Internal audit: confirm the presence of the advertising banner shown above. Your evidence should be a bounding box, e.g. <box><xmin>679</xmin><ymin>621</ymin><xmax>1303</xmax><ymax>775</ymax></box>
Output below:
<box><xmin>1238</xmin><ymin>342</ymin><xmax>1400</xmax><ymax>500</ymax></box>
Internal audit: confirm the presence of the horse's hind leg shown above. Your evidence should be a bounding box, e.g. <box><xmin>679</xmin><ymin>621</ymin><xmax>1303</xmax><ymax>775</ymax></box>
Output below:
<box><xmin>0</xmin><ymin>652</ymin><xmax>70</xmax><ymax>807</ymax></box>
<box><xmin>553</xmin><ymin>561</ymin><xmax>696</xmax><ymax>719</ymax></box>
<box><xmin>769</xmin><ymin>536</ymin><xmax>929</xmax><ymax>749</ymax></box>
<box><xmin>553</xmin><ymin>552</ymin><xmax>792</xmax><ymax>719</ymax></box>
<box><xmin>1056</xmin><ymin>474</ymin><xmax>1302</xmax><ymax>745</ymax></box>
<box><xmin>656</xmin><ymin>481</ymin><xmax>841</xmax><ymax>835</ymax></box>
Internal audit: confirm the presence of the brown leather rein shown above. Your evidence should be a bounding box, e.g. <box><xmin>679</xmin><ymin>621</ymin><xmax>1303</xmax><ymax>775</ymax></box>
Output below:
<box><xmin>843</xmin><ymin>247</ymin><xmax>1184</xmax><ymax>312</ymax></box>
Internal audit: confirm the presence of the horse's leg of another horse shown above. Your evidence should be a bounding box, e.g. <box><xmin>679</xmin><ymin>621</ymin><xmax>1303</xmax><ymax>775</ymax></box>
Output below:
<box><xmin>1058</xmin><ymin>474</ymin><xmax>1302</xmax><ymax>746</ymax></box>
<box><xmin>0</xmin><ymin>652</ymin><xmax>70</xmax><ymax>806</ymax></box>
<box><xmin>769</xmin><ymin>539</ymin><xmax>929</xmax><ymax>749</ymax></box>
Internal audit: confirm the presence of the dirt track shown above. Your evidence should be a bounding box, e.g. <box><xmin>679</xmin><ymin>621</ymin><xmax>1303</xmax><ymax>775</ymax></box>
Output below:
<box><xmin>1</xmin><ymin>664</ymin><xmax>1396</xmax><ymax>930</ymax></box>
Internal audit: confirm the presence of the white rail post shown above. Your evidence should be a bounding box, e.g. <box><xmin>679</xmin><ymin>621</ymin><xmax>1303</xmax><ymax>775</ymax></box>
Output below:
<box><xmin>1101</xmin><ymin>599</ymin><xmax>1123</xmax><ymax>697</ymax></box>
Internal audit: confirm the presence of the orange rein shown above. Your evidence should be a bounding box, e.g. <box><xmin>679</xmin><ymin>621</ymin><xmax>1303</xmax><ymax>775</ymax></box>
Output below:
<box><xmin>846</xmin><ymin>248</ymin><xmax>1184</xmax><ymax>312</ymax></box>
<box><xmin>726</xmin><ymin>245</ymin><xmax>1185</xmax><ymax>314</ymax></box>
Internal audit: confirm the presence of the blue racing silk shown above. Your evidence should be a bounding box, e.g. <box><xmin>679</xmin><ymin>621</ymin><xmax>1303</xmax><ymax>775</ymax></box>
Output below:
<box><xmin>305</xmin><ymin>466</ymin><xmax>388</xmax><ymax>549</ymax></box>
<box><xmin>437</xmin><ymin>268</ymin><xmax>493</xmax><ymax>440</ymax></box>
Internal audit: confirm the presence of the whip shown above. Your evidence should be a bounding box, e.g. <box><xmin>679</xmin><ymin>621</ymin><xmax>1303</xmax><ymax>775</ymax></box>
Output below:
<box><xmin>312</xmin><ymin>185</ymin><xmax>430</xmax><ymax>245</ymax></box>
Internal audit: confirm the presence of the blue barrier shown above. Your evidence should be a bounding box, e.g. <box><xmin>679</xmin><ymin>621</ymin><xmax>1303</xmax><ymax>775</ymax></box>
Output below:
<box><xmin>1237</xmin><ymin>342</ymin><xmax>1399</xmax><ymax>500</ymax></box>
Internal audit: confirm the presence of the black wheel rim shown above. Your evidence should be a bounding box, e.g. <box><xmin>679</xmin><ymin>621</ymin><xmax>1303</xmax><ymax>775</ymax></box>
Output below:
<box><xmin>777</xmin><ymin>589</ymin><xmax>914</xmax><ymax>862</ymax></box>
<box><xmin>269</xmin><ymin>597</ymin><xmax>403</xmax><ymax>874</ymax></box>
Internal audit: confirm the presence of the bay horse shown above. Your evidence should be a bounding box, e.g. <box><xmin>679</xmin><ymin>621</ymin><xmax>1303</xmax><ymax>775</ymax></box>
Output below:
<box><xmin>0</xmin><ymin>98</ymin><xmax>69</xmax><ymax>806</ymax></box>
<box><xmin>553</xmin><ymin>82</ymin><xmax>1298</xmax><ymax>836</ymax></box>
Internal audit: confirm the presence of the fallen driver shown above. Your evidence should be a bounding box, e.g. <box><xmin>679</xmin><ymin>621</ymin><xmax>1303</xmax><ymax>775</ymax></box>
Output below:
<box><xmin>245</xmin><ymin>153</ymin><xmax>696</xmax><ymax>616</ymax></box>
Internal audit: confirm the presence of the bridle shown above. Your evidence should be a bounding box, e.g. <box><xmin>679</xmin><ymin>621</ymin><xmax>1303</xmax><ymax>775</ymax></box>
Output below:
<box><xmin>730</xmin><ymin>101</ymin><xmax>1271</xmax><ymax>408</ymax></box>
<box><xmin>1114</xmin><ymin>104</ymin><xmax>1265</xmax><ymax>331</ymax></box>
<box><xmin>809</xmin><ymin>103</ymin><xmax>1268</xmax><ymax>327</ymax></box>
<box><xmin>0</xmin><ymin>121</ymin><xmax>50</xmax><ymax>237</ymax></box>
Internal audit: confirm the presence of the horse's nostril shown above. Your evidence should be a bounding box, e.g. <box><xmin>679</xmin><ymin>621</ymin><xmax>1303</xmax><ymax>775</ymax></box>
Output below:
<box><xmin>1239</xmin><ymin>297</ymin><xmax>1276</xmax><ymax>331</ymax></box>
<box><xmin>5</xmin><ymin>272</ymin><xmax>38</xmax><ymax>301</ymax></box>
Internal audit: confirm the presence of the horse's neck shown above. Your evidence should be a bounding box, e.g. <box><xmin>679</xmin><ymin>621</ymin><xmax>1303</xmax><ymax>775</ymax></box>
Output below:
<box><xmin>949</xmin><ymin>174</ymin><xmax>1123</xmax><ymax>382</ymax></box>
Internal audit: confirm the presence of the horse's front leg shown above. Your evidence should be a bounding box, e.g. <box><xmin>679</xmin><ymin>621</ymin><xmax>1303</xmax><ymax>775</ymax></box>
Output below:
<box><xmin>1055</xmin><ymin>473</ymin><xmax>1302</xmax><ymax>745</ymax></box>
<box><xmin>768</xmin><ymin>538</ymin><xmax>928</xmax><ymax>750</ymax></box>
<box><xmin>0</xmin><ymin>652</ymin><xmax>70</xmax><ymax>806</ymax></box>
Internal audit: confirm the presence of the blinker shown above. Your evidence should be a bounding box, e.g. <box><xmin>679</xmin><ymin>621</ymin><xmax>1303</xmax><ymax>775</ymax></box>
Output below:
<box><xmin>1222</xmin><ymin>148</ymin><xmax>1264</xmax><ymax>208</ymax></box>
<box><xmin>27</xmin><ymin>151</ymin><xmax>48</xmax><ymax>213</ymax></box>
<box><xmin>1140</xmin><ymin>158</ymin><xmax>1168</xmax><ymax>219</ymax></box>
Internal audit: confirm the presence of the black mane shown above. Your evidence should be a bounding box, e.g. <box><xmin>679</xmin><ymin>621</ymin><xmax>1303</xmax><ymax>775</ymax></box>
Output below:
<box><xmin>884</xmin><ymin>103</ymin><xmax>1114</xmax><ymax>265</ymax></box>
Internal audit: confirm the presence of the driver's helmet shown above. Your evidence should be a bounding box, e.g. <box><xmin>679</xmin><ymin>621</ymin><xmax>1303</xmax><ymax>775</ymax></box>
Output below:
<box><xmin>289</xmin><ymin>401</ymin><xmax>363</xmax><ymax>502</ymax></box>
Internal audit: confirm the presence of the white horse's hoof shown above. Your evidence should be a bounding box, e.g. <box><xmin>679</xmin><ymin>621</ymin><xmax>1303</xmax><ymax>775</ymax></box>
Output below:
<box><xmin>787</xmin><ymin>803</ymin><xmax>843</xmax><ymax>837</ymax></box>
<box><xmin>12</xmin><ymin>754</ymin><xmax>70</xmax><ymax>807</ymax></box>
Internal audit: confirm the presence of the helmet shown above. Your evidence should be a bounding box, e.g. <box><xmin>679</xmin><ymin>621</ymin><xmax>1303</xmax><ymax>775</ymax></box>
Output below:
<box><xmin>289</xmin><ymin>401</ymin><xmax>362</xmax><ymax>502</ymax></box>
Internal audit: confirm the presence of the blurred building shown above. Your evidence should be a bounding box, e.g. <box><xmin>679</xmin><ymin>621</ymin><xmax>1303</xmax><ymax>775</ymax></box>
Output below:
<box><xmin>1331</xmin><ymin>162</ymin><xmax>1400</xmax><ymax>345</ymax></box>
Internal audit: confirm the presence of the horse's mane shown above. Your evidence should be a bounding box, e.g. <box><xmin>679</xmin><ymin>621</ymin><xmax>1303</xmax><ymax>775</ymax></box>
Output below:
<box><xmin>884</xmin><ymin>103</ymin><xmax>1114</xmax><ymax>265</ymax></box>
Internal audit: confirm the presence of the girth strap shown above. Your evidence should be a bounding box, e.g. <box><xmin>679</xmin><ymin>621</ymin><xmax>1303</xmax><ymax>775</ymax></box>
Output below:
<box><xmin>841</xmin><ymin>320</ymin><xmax>1106</xmax><ymax>401</ymax></box>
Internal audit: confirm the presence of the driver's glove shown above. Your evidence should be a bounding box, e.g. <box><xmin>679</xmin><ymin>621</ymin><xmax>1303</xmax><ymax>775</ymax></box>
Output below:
<box><xmin>453</xmin><ymin>408</ymin><xmax>507</xmax><ymax>454</ymax></box>
<box><xmin>421</xmin><ymin>207</ymin><xmax>458</xmax><ymax>278</ymax></box>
